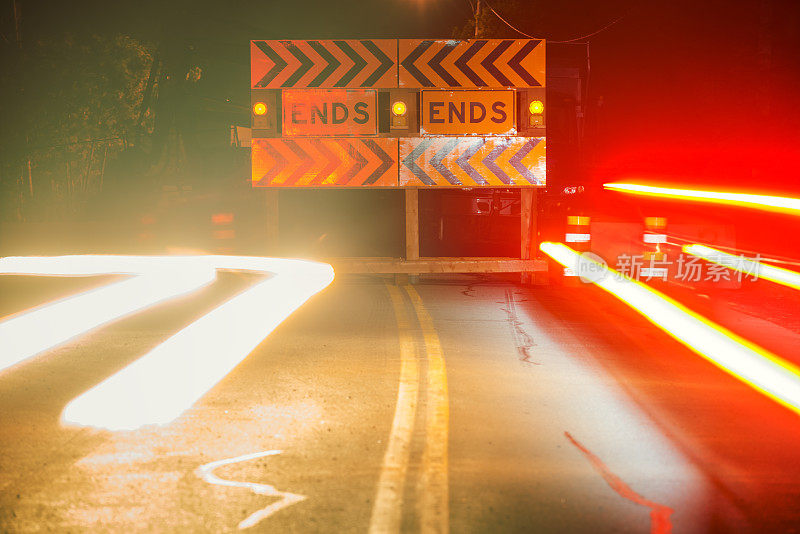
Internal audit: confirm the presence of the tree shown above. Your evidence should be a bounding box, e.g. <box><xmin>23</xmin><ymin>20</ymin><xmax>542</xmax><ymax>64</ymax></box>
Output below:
<box><xmin>0</xmin><ymin>33</ymin><xmax>154</xmax><ymax>221</ymax></box>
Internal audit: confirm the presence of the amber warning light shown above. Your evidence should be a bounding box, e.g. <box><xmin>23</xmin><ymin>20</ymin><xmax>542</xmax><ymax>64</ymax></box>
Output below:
<box><xmin>253</xmin><ymin>102</ymin><xmax>267</xmax><ymax>116</ymax></box>
<box><xmin>392</xmin><ymin>101</ymin><xmax>407</xmax><ymax>116</ymax></box>
<box><xmin>529</xmin><ymin>100</ymin><xmax>544</xmax><ymax>115</ymax></box>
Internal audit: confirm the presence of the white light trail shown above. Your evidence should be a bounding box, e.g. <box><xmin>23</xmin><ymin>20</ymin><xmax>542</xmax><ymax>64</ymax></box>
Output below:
<box><xmin>0</xmin><ymin>255</ymin><xmax>334</xmax><ymax>431</ymax></box>
<box><xmin>56</xmin><ymin>256</ymin><xmax>334</xmax><ymax>430</ymax></box>
<box><xmin>603</xmin><ymin>183</ymin><xmax>800</xmax><ymax>215</ymax></box>
<box><xmin>540</xmin><ymin>242</ymin><xmax>800</xmax><ymax>415</ymax></box>
<box><xmin>0</xmin><ymin>264</ymin><xmax>216</xmax><ymax>374</ymax></box>
<box><xmin>684</xmin><ymin>244</ymin><xmax>800</xmax><ymax>291</ymax></box>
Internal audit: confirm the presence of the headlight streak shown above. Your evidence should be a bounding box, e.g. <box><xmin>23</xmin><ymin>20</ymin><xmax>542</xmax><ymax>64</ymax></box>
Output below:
<box><xmin>540</xmin><ymin>242</ymin><xmax>800</xmax><ymax>416</ymax></box>
<box><xmin>683</xmin><ymin>244</ymin><xmax>800</xmax><ymax>291</ymax></box>
<box><xmin>603</xmin><ymin>183</ymin><xmax>800</xmax><ymax>215</ymax></box>
<box><xmin>0</xmin><ymin>255</ymin><xmax>334</xmax><ymax>431</ymax></box>
<box><xmin>0</xmin><ymin>265</ymin><xmax>217</xmax><ymax>374</ymax></box>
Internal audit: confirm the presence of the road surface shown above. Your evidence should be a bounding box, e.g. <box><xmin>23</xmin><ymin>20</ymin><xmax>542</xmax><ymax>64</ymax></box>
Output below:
<box><xmin>1</xmin><ymin>272</ymin><xmax>800</xmax><ymax>532</ymax></box>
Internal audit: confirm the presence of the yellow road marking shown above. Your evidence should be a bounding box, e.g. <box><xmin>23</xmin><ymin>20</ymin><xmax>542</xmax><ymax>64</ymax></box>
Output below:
<box><xmin>369</xmin><ymin>284</ymin><xmax>421</xmax><ymax>534</ymax></box>
<box><xmin>405</xmin><ymin>285</ymin><xmax>449</xmax><ymax>534</ymax></box>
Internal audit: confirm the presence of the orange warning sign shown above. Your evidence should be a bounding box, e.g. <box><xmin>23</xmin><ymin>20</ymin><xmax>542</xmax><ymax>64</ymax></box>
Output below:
<box><xmin>399</xmin><ymin>39</ymin><xmax>545</xmax><ymax>89</ymax></box>
<box><xmin>252</xmin><ymin>138</ymin><xmax>398</xmax><ymax>187</ymax></box>
<box><xmin>283</xmin><ymin>89</ymin><xmax>377</xmax><ymax>136</ymax></box>
<box><xmin>421</xmin><ymin>90</ymin><xmax>515</xmax><ymax>136</ymax></box>
<box><xmin>251</xmin><ymin>40</ymin><xmax>397</xmax><ymax>88</ymax></box>
<box><xmin>399</xmin><ymin>137</ymin><xmax>545</xmax><ymax>187</ymax></box>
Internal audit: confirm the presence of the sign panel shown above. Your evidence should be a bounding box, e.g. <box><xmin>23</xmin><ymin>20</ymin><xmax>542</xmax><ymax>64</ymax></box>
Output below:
<box><xmin>399</xmin><ymin>137</ymin><xmax>545</xmax><ymax>187</ymax></box>
<box><xmin>249</xmin><ymin>38</ymin><xmax>548</xmax><ymax>188</ymax></box>
<box><xmin>252</xmin><ymin>138</ymin><xmax>398</xmax><ymax>187</ymax></box>
<box><xmin>251</xmin><ymin>40</ymin><xmax>397</xmax><ymax>88</ymax></box>
<box><xmin>421</xmin><ymin>90</ymin><xmax>515</xmax><ymax>136</ymax></box>
<box><xmin>283</xmin><ymin>89</ymin><xmax>377</xmax><ymax>136</ymax></box>
<box><xmin>399</xmin><ymin>39</ymin><xmax>545</xmax><ymax>88</ymax></box>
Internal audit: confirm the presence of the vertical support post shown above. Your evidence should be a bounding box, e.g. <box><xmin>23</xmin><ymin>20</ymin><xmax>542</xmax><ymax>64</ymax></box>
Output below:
<box><xmin>13</xmin><ymin>0</ymin><xmax>22</xmax><ymax>48</ymax></box>
<box><xmin>27</xmin><ymin>157</ymin><xmax>33</xmax><ymax>197</ymax></box>
<box><xmin>474</xmin><ymin>0</ymin><xmax>484</xmax><ymax>38</ymax></box>
<box><xmin>520</xmin><ymin>188</ymin><xmax>532</xmax><ymax>260</ymax></box>
<box><xmin>265</xmin><ymin>189</ymin><xmax>279</xmax><ymax>255</ymax></box>
<box><xmin>520</xmin><ymin>188</ymin><xmax>537</xmax><ymax>283</ymax></box>
<box><xmin>405</xmin><ymin>188</ymin><xmax>419</xmax><ymax>261</ymax></box>
<box><xmin>531</xmin><ymin>187</ymin><xmax>538</xmax><ymax>253</ymax></box>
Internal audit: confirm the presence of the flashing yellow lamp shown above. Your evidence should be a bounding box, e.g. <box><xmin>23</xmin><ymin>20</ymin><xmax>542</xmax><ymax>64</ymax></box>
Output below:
<box><xmin>391</xmin><ymin>101</ymin><xmax>407</xmax><ymax>116</ymax></box>
<box><xmin>253</xmin><ymin>102</ymin><xmax>268</xmax><ymax>116</ymax></box>
<box><xmin>528</xmin><ymin>100</ymin><xmax>544</xmax><ymax>115</ymax></box>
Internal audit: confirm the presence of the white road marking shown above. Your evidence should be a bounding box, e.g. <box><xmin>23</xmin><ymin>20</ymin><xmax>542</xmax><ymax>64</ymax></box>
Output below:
<box><xmin>196</xmin><ymin>450</ymin><xmax>306</xmax><ymax>530</ymax></box>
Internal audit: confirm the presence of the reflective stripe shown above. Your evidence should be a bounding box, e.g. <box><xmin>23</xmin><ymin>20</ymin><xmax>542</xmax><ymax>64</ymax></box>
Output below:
<box><xmin>565</xmin><ymin>233</ymin><xmax>591</xmax><ymax>243</ymax></box>
<box><xmin>644</xmin><ymin>233</ymin><xmax>667</xmax><ymax>244</ymax></box>
<box><xmin>567</xmin><ymin>215</ymin><xmax>591</xmax><ymax>226</ymax></box>
<box><xmin>644</xmin><ymin>217</ymin><xmax>667</xmax><ymax>229</ymax></box>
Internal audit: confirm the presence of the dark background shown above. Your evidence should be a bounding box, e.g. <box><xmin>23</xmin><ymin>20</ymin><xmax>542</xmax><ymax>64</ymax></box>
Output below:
<box><xmin>5</xmin><ymin>0</ymin><xmax>800</xmax><ymax>187</ymax></box>
<box><xmin>1</xmin><ymin>0</ymin><xmax>799</xmax><ymax>257</ymax></box>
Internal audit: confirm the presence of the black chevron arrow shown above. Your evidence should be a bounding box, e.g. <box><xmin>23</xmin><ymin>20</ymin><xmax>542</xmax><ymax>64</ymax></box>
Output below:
<box><xmin>455</xmin><ymin>138</ymin><xmax>487</xmax><ymax>185</ymax></box>
<box><xmin>401</xmin><ymin>40</ymin><xmax>435</xmax><ymax>87</ymax></box>
<box><xmin>431</xmin><ymin>138</ymin><xmax>462</xmax><ymax>185</ymax></box>
<box><xmin>310</xmin><ymin>139</ymin><xmax>341</xmax><ymax>185</ymax></box>
<box><xmin>253</xmin><ymin>41</ymin><xmax>287</xmax><ymax>88</ymax></box>
<box><xmin>284</xmin><ymin>140</ymin><xmax>314</xmax><ymax>185</ymax></box>
<box><xmin>255</xmin><ymin>141</ymin><xmax>287</xmax><ymax>186</ymax></box>
<box><xmin>280</xmin><ymin>41</ymin><xmax>314</xmax><ymax>87</ymax></box>
<box><xmin>362</xmin><ymin>140</ymin><xmax>395</xmax><ymax>185</ymax></box>
<box><xmin>333</xmin><ymin>41</ymin><xmax>367</xmax><ymax>87</ymax></box>
<box><xmin>480</xmin><ymin>40</ymin><xmax>514</xmax><ymax>86</ymax></box>
<box><xmin>509</xmin><ymin>138</ymin><xmax>542</xmax><ymax>184</ymax></box>
<box><xmin>483</xmin><ymin>143</ymin><xmax>511</xmax><ymax>185</ymax></box>
<box><xmin>341</xmin><ymin>141</ymin><xmax>368</xmax><ymax>184</ymax></box>
<box><xmin>402</xmin><ymin>141</ymin><xmax>436</xmax><ymax>185</ymax></box>
<box><xmin>308</xmin><ymin>41</ymin><xmax>341</xmax><ymax>87</ymax></box>
<box><xmin>429</xmin><ymin>41</ymin><xmax>459</xmax><ymax>86</ymax></box>
<box><xmin>508</xmin><ymin>40</ymin><xmax>542</xmax><ymax>86</ymax></box>
<box><xmin>454</xmin><ymin>40</ymin><xmax>488</xmax><ymax>87</ymax></box>
<box><xmin>360</xmin><ymin>41</ymin><xmax>394</xmax><ymax>87</ymax></box>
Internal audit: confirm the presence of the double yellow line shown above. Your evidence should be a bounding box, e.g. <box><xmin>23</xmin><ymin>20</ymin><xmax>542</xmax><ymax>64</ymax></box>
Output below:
<box><xmin>370</xmin><ymin>283</ymin><xmax>449</xmax><ymax>534</ymax></box>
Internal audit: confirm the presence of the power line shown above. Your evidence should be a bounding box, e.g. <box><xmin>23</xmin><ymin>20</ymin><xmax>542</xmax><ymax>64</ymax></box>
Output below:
<box><xmin>551</xmin><ymin>16</ymin><xmax>625</xmax><ymax>43</ymax></box>
<box><xmin>482</xmin><ymin>1</ymin><xmax>535</xmax><ymax>38</ymax></box>
<box><xmin>481</xmin><ymin>0</ymin><xmax>625</xmax><ymax>43</ymax></box>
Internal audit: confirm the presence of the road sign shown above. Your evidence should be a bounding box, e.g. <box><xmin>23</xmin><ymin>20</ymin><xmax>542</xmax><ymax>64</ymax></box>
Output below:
<box><xmin>283</xmin><ymin>89</ymin><xmax>377</xmax><ymax>136</ymax></box>
<box><xmin>252</xmin><ymin>138</ymin><xmax>398</xmax><ymax>187</ymax></box>
<box><xmin>399</xmin><ymin>137</ymin><xmax>545</xmax><ymax>187</ymax></box>
<box><xmin>399</xmin><ymin>39</ymin><xmax>545</xmax><ymax>88</ymax></box>
<box><xmin>250</xmin><ymin>39</ymin><xmax>546</xmax><ymax>188</ymax></box>
<box><xmin>421</xmin><ymin>90</ymin><xmax>515</xmax><ymax>136</ymax></box>
<box><xmin>251</xmin><ymin>40</ymin><xmax>397</xmax><ymax>88</ymax></box>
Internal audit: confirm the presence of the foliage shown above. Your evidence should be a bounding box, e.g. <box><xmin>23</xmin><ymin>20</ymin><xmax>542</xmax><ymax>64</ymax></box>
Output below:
<box><xmin>0</xmin><ymin>34</ymin><xmax>155</xmax><ymax>221</ymax></box>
